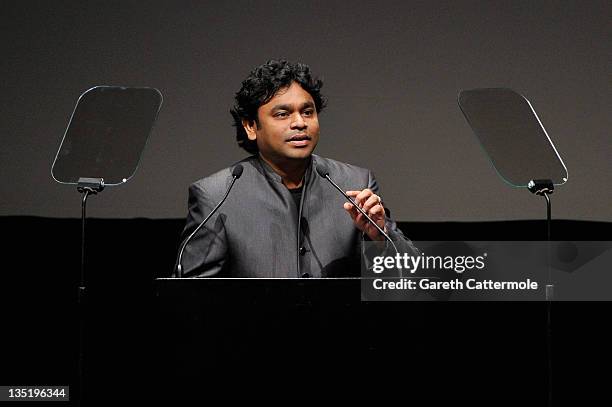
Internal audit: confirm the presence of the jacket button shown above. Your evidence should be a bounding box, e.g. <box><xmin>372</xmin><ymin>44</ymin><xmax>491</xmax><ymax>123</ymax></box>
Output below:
<box><xmin>299</xmin><ymin>246</ymin><xmax>307</xmax><ymax>256</ymax></box>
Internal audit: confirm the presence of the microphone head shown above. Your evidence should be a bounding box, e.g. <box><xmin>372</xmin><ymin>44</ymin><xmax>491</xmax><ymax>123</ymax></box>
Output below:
<box><xmin>232</xmin><ymin>164</ymin><xmax>244</xmax><ymax>179</ymax></box>
<box><xmin>315</xmin><ymin>163</ymin><xmax>329</xmax><ymax>178</ymax></box>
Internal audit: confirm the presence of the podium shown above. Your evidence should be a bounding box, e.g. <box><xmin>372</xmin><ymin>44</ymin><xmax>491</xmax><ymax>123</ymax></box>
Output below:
<box><xmin>153</xmin><ymin>278</ymin><xmax>547</xmax><ymax>400</ymax></box>
<box><xmin>155</xmin><ymin>278</ymin><xmax>371</xmax><ymax>382</ymax></box>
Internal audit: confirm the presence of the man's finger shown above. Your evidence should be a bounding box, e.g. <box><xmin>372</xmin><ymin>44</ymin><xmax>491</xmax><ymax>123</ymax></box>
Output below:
<box><xmin>344</xmin><ymin>202</ymin><xmax>358</xmax><ymax>221</ymax></box>
<box><xmin>355</xmin><ymin>189</ymin><xmax>373</xmax><ymax>206</ymax></box>
<box><xmin>362</xmin><ymin>194</ymin><xmax>381</xmax><ymax>213</ymax></box>
<box><xmin>345</xmin><ymin>190</ymin><xmax>364</xmax><ymax>207</ymax></box>
<box><xmin>355</xmin><ymin>212</ymin><xmax>366</xmax><ymax>227</ymax></box>
<box><xmin>368</xmin><ymin>203</ymin><xmax>385</xmax><ymax>220</ymax></box>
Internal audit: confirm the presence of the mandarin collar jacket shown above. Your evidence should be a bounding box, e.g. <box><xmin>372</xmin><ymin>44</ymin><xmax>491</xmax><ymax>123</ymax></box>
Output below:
<box><xmin>177</xmin><ymin>154</ymin><xmax>417</xmax><ymax>278</ymax></box>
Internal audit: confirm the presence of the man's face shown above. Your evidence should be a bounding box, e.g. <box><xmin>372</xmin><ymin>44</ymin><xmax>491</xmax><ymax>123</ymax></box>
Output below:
<box><xmin>243</xmin><ymin>81</ymin><xmax>320</xmax><ymax>165</ymax></box>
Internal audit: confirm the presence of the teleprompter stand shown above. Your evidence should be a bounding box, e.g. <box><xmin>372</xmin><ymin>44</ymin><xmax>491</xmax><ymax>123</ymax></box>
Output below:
<box><xmin>52</xmin><ymin>86</ymin><xmax>162</xmax><ymax>406</ymax></box>
<box><xmin>458</xmin><ymin>88</ymin><xmax>568</xmax><ymax>296</ymax></box>
<box><xmin>76</xmin><ymin>177</ymin><xmax>103</xmax><ymax>407</ymax></box>
<box><xmin>458</xmin><ymin>88</ymin><xmax>568</xmax><ymax>407</ymax></box>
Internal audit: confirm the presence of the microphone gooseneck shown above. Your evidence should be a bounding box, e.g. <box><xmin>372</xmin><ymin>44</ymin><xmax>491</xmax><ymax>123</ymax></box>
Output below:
<box><xmin>315</xmin><ymin>163</ymin><xmax>398</xmax><ymax>253</ymax></box>
<box><xmin>175</xmin><ymin>164</ymin><xmax>244</xmax><ymax>277</ymax></box>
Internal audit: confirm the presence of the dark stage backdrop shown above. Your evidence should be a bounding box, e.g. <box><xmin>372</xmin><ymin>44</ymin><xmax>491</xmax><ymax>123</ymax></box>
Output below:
<box><xmin>1</xmin><ymin>1</ymin><xmax>610</xmax><ymax>221</ymax></box>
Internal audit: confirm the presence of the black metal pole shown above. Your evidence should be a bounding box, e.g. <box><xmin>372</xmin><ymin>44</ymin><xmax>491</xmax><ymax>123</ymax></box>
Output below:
<box><xmin>78</xmin><ymin>189</ymin><xmax>91</xmax><ymax>407</ymax></box>
<box><xmin>545</xmin><ymin>193</ymin><xmax>551</xmax><ymax>241</ymax></box>
<box><xmin>543</xmin><ymin>192</ymin><xmax>552</xmax><ymax>407</ymax></box>
<box><xmin>81</xmin><ymin>190</ymin><xmax>89</xmax><ymax>295</ymax></box>
<box><xmin>75</xmin><ymin>179</ymin><xmax>102</xmax><ymax>407</ymax></box>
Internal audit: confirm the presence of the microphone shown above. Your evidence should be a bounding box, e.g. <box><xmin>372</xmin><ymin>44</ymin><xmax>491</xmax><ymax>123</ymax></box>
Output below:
<box><xmin>315</xmin><ymin>162</ymin><xmax>398</xmax><ymax>254</ymax></box>
<box><xmin>174</xmin><ymin>164</ymin><xmax>244</xmax><ymax>277</ymax></box>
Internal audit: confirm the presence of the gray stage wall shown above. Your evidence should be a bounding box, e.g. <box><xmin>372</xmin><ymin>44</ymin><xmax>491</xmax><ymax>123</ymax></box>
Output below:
<box><xmin>1</xmin><ymin>1</ymin><xmax>610</xmax><ymax>222</ymax></box>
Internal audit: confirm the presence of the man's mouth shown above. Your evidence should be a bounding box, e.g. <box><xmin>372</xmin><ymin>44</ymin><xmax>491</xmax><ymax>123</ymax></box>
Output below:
<box><xmin>287</xmin><ymin>134</ymin><xmax>310</xmax><ymax>141</ymax></box>
<box><xmin>286</xmin><ymin>134</ymin><xmax>311</xmax><ymax>147</ymax></box>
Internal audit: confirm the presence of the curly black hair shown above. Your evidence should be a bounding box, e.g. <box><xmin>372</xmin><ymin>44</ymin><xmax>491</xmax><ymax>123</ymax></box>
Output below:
<box><xmin>230</xmin><ymin>59</ymin><xmax>326</xmax><ymax>154</ymax></box>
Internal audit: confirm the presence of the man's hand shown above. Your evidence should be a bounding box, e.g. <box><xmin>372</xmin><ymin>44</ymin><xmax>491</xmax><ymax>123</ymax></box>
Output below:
<box><xmin>343</xmin><ymin>189</ymin><xmax>387</xmax><ymax>241</ymax></box>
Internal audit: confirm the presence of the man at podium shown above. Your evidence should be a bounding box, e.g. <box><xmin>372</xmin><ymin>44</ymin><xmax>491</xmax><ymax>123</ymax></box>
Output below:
<box><xmin>176</xmin><ymin>59</ymin><xmax>418</xmax><ymax>278</ymax></box>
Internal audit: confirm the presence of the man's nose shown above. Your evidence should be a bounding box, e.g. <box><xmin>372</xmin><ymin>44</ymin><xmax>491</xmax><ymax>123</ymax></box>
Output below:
<box><xmin>290</xmin><ymin>113</ymin><xmax>307</xmax><ymax>129</ymax></box>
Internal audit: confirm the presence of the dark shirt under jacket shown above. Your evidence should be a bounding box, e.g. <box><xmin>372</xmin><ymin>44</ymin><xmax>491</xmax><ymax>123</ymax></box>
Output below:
<box><xmin>178</xmin><ymin>154</ymin><xmax>418</xmax><ymax>278</ymax></box>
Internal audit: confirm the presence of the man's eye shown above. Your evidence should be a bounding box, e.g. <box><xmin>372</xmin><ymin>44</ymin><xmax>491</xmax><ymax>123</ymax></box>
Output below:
<box><xmin>303</xmin><ymin>110</ymin><xmax>314</xmax><ymax>116</ymax></box>
<box><xmin>275</xmin><ymin>112</ymin><xmax>288</xmax><ymax>118</ymax></box>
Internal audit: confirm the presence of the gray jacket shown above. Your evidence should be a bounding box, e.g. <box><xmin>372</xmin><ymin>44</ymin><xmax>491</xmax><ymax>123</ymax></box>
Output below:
<box><xmin>177</xmin><ymin>154</ymin><xmax>417</xmax><ymax>277</ymax></box>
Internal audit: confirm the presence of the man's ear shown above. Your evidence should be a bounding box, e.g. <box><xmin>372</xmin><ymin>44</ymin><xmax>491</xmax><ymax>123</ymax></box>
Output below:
<box><xmin>242</xmin><ymin>119</ymin><xmax>257</xmax><ymax>141</ymax></box>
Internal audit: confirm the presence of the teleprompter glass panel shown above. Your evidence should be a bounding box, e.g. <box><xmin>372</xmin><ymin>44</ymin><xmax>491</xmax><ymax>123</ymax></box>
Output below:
<box><xmin>458</xmin><ymin>88</ymin><xmax>568</xmax><ymax>187</ymax></box>
<box><xmin>52</xmin><ymin>86</ymin><xmax>163</xmax><ymax>186</ymax></box>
